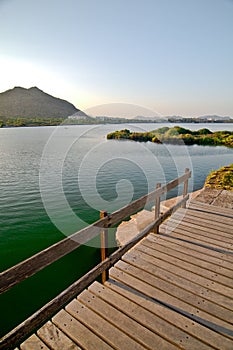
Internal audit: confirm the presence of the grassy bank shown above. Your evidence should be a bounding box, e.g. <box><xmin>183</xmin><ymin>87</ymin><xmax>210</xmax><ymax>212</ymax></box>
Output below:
<box><xmin>205</xmin><ymin>164</ymin><xmax>233</xmax><ymax>191</ymax></box>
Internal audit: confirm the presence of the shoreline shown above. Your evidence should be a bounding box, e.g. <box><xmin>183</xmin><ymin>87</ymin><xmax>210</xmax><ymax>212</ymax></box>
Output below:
<box><xmin>1</xmin><ymin>121</ymin><xmax>233</xmax><ymax>129</ymax></box>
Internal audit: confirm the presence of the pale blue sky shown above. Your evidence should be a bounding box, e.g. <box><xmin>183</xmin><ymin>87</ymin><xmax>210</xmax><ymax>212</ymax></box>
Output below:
<box><xmin>0</xmin><ymin>0</ymin><xmax>233</xmax><ymax>117</ymax></box>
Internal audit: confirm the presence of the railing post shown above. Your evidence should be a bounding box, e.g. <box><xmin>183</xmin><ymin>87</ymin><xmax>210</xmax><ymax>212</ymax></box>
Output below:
<box><xmin>182</xmin><ymin>168</ymin><xmax>189</xmax><ymax>208</ymax></box>
<box><xmin>100</xmin><ymin>210</ymin><xmax>109</xmax><ymax>283</ymax></box>
<box><xmin>154</xmin><ymin>183</ymin><xmax>161</xmax><ymax>234</ymax></box>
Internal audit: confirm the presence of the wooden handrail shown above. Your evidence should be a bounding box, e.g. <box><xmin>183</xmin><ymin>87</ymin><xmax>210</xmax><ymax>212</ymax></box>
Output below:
<box><xmin>182</xmin><ymin>168</ymin><xmax>190</xmax><ymax>208</ymax></box>
<box><xmin>0</xmin><ymin>169</ymin><xmax>191</xmax><ymax>349</ymax></box>
<box><xmin>0</xmin><ymin>169</ymin><xmax>191</xmax><ymax>295</ymax></box>
<box><xmin>154</xmin><ymin>183</ymin><xmax>161</xmax><ymax>234</ymax></box>
<box><xmin>100</xmin><ymin>210</ymin><xmax>109</xmax><ymax>283</ymax></box>
<box><xmin>0</xmin><ymin>194</ymin><xmax>189</xmax><ymax>350</ymax></box>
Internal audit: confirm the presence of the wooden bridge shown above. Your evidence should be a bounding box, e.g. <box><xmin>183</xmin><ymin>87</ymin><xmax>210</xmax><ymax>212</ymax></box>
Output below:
<box><xmin>1</xmin><ymin>169</ymin><xmax>233</xmax><ymax>350</ymax></box>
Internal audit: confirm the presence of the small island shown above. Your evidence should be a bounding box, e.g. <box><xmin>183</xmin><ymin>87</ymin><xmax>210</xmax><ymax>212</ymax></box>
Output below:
<box><xmin>107</xmin><ymin>126</ymin><xmax>233</xmax><ymax>147</ymax></box>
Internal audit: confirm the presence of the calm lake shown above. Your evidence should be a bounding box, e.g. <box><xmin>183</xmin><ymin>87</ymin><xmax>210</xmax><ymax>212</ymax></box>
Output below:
<box><xmin>1</xmin><ymin>122</ymin><xmax>233</xmax><ymax>336</ymax></box>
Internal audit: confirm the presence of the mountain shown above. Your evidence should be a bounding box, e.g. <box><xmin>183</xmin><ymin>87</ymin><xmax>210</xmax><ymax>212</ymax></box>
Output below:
<box><xmin>0</xmin><ymin>86</ymin><xmax>82</xmax><ymax>118</ymax></box>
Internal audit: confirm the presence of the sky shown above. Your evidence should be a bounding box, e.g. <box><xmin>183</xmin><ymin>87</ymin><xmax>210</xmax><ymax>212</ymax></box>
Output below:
<box><xmin>0</xmin><ymin>0</ymin><xmax>233</xmax><ymax>117</ymax></box>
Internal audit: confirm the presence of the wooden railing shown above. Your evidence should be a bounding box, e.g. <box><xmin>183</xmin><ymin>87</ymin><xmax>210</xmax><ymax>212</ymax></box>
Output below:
<box><xmin>0</xmin><ymin>168</ymin><xmax>191</xmax><ymax>349</ymax></box>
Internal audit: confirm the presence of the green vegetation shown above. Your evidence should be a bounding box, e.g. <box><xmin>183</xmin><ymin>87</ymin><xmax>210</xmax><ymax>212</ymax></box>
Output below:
<box><xmin>0</xmin><ymin>117</ymin><xmax>105</xmax><ymax>127</ymax></box>
<box><xmin>0</xmin><ymin>117</ymin><xmax>67</xmax><ymax>127</ymax></box>
<box><xmin>107</xmin><ymin>129</ymin><xmax>162</xmax><ymax>143</ymax></box>
<box><xmin>107</xmin><ymin>126</ymin><xmax>233</xmax><ymax>147</ymax></box>
<box><xmin>205</xmin><ymin>164</ymin><xmax>233</xmax><ymax>191</ymax></box>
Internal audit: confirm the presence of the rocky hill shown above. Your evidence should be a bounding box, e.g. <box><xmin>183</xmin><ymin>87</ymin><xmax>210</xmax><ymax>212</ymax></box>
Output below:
<box><xmin>0</xmin><ymin>86</ymin><xmax>82</xmax><ymax>118</ymax></box>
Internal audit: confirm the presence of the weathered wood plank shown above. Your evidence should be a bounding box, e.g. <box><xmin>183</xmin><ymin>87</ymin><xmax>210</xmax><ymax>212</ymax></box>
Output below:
<box><xmin>169</xmin><ymin>212</ymin><xmax>233</xmax><ymax>238</ymax></box>
<box><xmin>127</xmin><ymin>245</ymin><xmax>233</xmax><ymax>298</ymax></box>
<box><xmin>160</xmin><ymin>224</ymin><xmax>232</xmax><ymax>253</ymax></box>
<box><xmin>88</xmin><ymin>282</ymin><xmax>216</xmax><ymax>350</ymax></box>
<box><xmin>122</xmin><ymin>251</ymin><xmax>233</xmax><ymax>309</ymax></box>
<box><xmin>110</xmin><ymin>263</ymin><xmax>233</xmax><ymax>325</ymax></box>
<box><xmin>37</xmin><ymin>321</ymin><xmax>80</xmax><ymax>350</ymax></box>
<box><xmin>146</xmin><ymin>233</ymin><xmax>233</xmax><ymax>265</ymax></box>
<box><xmin>78</xmin><ymin>288</ymin><xmax>179</xmax><ymax>350</ymax></box>
<box><xmin>134</xmin><ymin>242</ymin><xmax>233</xmax><ymax>287</ymax></box>
<box><xmin>109</xmin><ymin>266</ymin><xmax>233</xmax><ymax>335</ymax></box>
<box><xmin>140</xmin><ymin>239</ymin><xmax>233</xmax><ymax>284</ymax></box>
<box><xmin>52</xmin><ymin>309</ymin><xmax>113</xmax><ymax>350</ymax></box>
<box><xmin>65</xmin><ymin>299</ymin><xmax>147</xmax><ymax>350</ymax></box>
<box><xmin>104</xmin><ymin>280</ymin><xmax>233</xmax><ymax>346</ymax></box>
<box><xmin>161</xmin><ymin>219</ymin><xmax>233</xmax><ymax>248</ymax></box>
<box><xmin>20</xmin><ymin>334</ymin><xmax>49</xmax><ymax>350</ymax></box>
<box><xmin>170</xmin><ymin>209</ymin><xmax>233</xmax><ymax>235</ymax></box>
<box><xmin>175</xmin><ymin>211</ymin><xmax>233</xmax><ymax>237</ymax></box>
<box><xmin>160</xmin><ymin>217</ymin><xmax>233</xmax><ymax>250</ymax></box>
<box><xmin>189</xmin><ymin>201</ymin><xmax>233</xmax><ymax>218</ymax></box>
<box><xmin>145</xmin><ymin>235</ymin><xmax>233</xmax><ymax>273</ymax></box>
<box><xmin>184</xmin><ymin>207</ymin><xmax>233</xmax><ymax>226</ymax></box>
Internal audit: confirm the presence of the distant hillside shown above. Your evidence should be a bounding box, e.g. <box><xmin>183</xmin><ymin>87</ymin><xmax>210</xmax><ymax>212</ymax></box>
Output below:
<box><xmin>0</xmin><ymin>86</ymin><xmax>82</xmax><ymax>118</ymax></box>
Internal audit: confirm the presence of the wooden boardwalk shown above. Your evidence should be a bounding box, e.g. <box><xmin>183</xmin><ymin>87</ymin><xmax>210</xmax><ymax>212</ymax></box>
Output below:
<box><xmin>19</xmin><ymin>200</ymin><xmax>233</xmax><ymax>350</ymax></box>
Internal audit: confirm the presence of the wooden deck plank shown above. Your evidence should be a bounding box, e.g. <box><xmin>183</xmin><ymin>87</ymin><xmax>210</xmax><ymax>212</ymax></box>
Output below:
<box><xmin>130</xmin><ymin>244</ymin><xmax>233</xmax><ymax>289</ymax></box>
<box><xmin>169</xmin><ymin>209</ymin><xmax>233</xmax><ymax>236</ymax></box>
<box><xmin>171</xmin><ymin>217</ymin><xmax>233</xmax><ymax>241</ymax></box>
<box><xmin>140</xmin><ymin>240</ymin><xmax>233</xmax><ymax>286</ymax></box>
<box><xmin>110</xmin><ymin>263</ymin><xmax>233</xmax><ymax>325</ymax></box>
<box><xmin>109</xmin><ymin>266</ymin><xmax>233</xmax><ymax>334</ymax></box>
<box><xmin>37</xmin><ymin>321</ymin><xmax>80</xmax><ymax>350</ymax></box>
<box><xmin>172</xmin><ymin>212</ymin><xmax>233</xmax><ymax>238</ymax></box>
<box><xmin>122</xmin><ymin>251</ymin><xmax>233</xmax><ymax>308</ymax></box>
<box><xmin>143</xmin><ymin>235</ymin><xmax>233</xmax><ymax>277</ymax></box>
<box><xmin>172</xmin><ymin>216</ymin><xmax>233</xmax><ymax>243</ymax></box>
<box><xmin>77</xmin><ymin>288</ymin><xmax>179</xmax><ymax>350</ymax></box>
<box><xmin>189</xmin><ymin>201</ymin><xmax>233</xmax><ymax>218</ymax></box>
<box><xmin>20</xmin><ymin>334</ymin><xmax>49</xmax><ymax>350</ymax></box>
<box><xmin>65</xmin><ymin>299</ymin><xmax>147</xmax><ymax>350</ymax></box>
<box><xmin>172</xmin><ymin>205</ymin><xmax>233</xmax><ymax>224</ymax></box>
<box><xmin>160</xmin><ymin>223</ymin><xmax>233</xmax><ymax>251</ymax></box>
<box><xmin>163</xmin><ymin>220</ymin><xmax>233</xmax><ymax>245</ymax></box>
<box><xmin>184</xmin><ymin>204</ymin><xmax>233</xmax><ymax>219</ymax></box>
<box><xmin>105</xmin><ymin>280</ymin><xmax>233</xmax><ymax>345</ymax></box>
<box><xmin>52</xmin><ymin>309</ymin><xmax>113</xmax><ymax>350</ymax></box>
<box><xmin>146</xmin><ymin>233</ymin><xmax>233</xmax><ymax>265</ymax></box>
<box><xmin>160</xmin><ymin>214</ymin><xmax>233</xmax><ymax>243</ymax></box>
<box><xmin>183</xmin><ymin>207</ymin><xmax>233</xmax><ymax>226</ymax></box>
<box><xmin>88</xmin><ymin>282</ymin><xmax>215</xmax><ymax>350</ymax></box>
